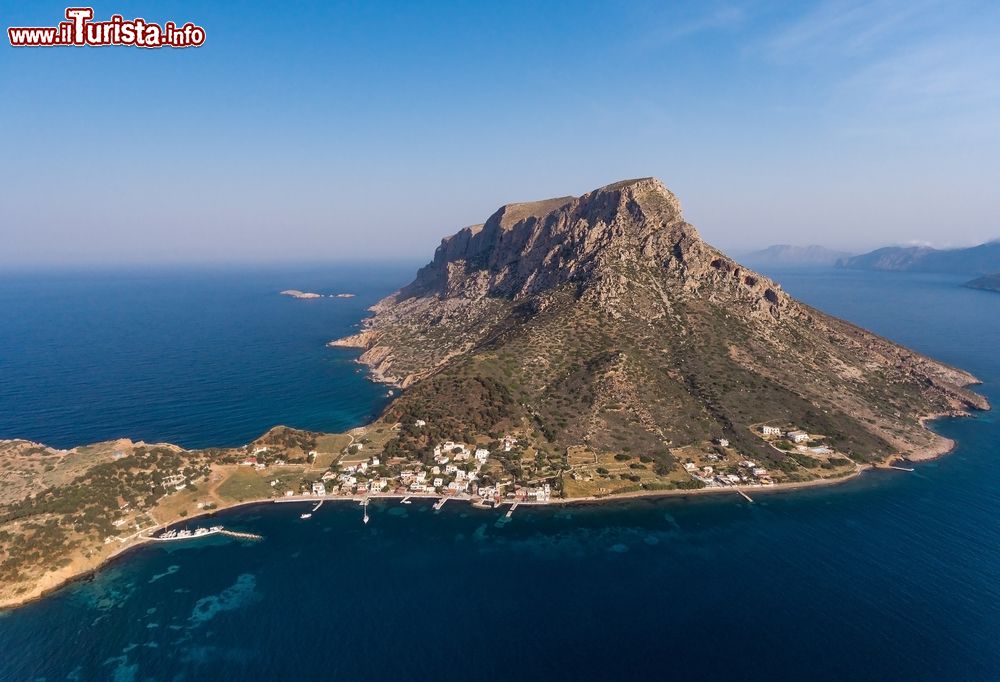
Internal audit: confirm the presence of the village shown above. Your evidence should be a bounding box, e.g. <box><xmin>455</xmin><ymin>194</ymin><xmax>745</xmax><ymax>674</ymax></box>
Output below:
<box><xmin>236</xmin><ymin>427</ymin><xmax>554</xmax><ymax>508</ymax></box>
<box><xmin>96</xmin><ymin>418</ymin><xmax>864</xmax><ymax>549</ymax></box>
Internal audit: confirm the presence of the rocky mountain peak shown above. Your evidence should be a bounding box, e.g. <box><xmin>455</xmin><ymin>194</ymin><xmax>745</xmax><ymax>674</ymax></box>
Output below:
<box><xmin>396</xmin><ymin>177</ymin><xmax>790</xmax><ymax>321</ymax></box>
<box><xmin>399</xmin><ymin>178</ymin><xmax>704</xmax><ymax>299</ymax></box>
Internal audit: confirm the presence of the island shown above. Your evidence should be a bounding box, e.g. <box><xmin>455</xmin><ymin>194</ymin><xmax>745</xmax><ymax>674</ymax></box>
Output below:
<box><xmin>280</xmin><ymin>289</ymin><xmax>323</xmax><ymax>299</ymax></box>
<box><xmin>963</xmin><ymin>273</ymin><xmax>1000</xmax><ymax>293</ymax></box>
<box><xmin>0</xmin><ymin>178</ymin><xmax>989</xmax><ymax>610</ymax></box>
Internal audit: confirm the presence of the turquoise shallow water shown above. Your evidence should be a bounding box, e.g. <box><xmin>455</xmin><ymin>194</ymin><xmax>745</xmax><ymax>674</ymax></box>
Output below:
<box><xmin>0</xmin><ymin>266</ymin><xmax>998</xmax><ymax>681</ymax></box>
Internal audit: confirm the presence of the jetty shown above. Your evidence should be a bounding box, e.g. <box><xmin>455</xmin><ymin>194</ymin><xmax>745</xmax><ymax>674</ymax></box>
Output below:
<box><xmin>433</xmin><ymin>497</ymin><xmax>447</xmax><ymax>511</ymax></box>
<box><xmin>889</xmin><ymin>465</ymin><xmax>915</xmax><ymax>472</ymax></box>
<box><xmin>151</xmin><ymin>526</ymin><xmax>262</xmax><ymax>542</ymax></box>
<box><xmin>736</xmin><ymin>489</ymin><xmax>754</xmax><ymax>503</ymax></box>
<box><xmin>505</xmin><ymin>502</ymin><xmax>519</xmax><ymax>519</ymax></box>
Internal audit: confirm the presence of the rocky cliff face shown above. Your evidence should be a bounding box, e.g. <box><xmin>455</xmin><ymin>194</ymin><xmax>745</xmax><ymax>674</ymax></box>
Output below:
<box><xmin>333</xmin><ymin>178</ymin><xmax>987</xmax><ymax>464</ymax></box>
<box><xmin>334</xmin><ymin>178</ymin><xmax>803</xmax><ymax>385</ymax></box>
<box><xmin>396</xmin><ymin>178</ymin><xmax>790</xmax><ymax>315</ymax></box>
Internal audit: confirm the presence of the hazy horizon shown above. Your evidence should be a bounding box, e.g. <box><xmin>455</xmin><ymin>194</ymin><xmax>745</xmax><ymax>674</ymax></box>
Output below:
<box><xmin>3</xmin><ymin>1</ymin><xmax>999</xmax><ymax>268</ymax></box>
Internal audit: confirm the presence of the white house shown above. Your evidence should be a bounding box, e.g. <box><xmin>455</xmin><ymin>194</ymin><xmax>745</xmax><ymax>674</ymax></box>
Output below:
<box><xmin>787</xmin><ymin>430</ymin><xmax>810</xmax><ymax>443</ymax></box>
<box><xmin>433</xmin><ymin>477</ymin><xmax>444</xmax><ymax>488</ymax></box>
<box><xmin>761</xmin><ymin>425</ymin><xmax>782</xmax><ymax>436</ymax></box>
<box><xmin>475</xmin><ymin>448</ymin><xmax>490</xmax><ymax>463</ymax></box>
<box><xmin>312</xmin><ymin>482</ymin><xmax>326</xmax><ymax>496</ymax></box>
<box><xmin>715</xmin><ymin>438</ymin><xmax>730</xmax><ymax>447</ymax></box>
<box><xmin>414</xmin><ymin>419</ymin><xmax>427</xmax><ymax>427</ymax></box>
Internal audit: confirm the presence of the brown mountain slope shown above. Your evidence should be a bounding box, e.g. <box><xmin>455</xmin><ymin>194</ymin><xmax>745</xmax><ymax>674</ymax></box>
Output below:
<box><xmin>336</xmin><ymin>178</ymin><xmax>987</xmax><ymax>472</ymax></box>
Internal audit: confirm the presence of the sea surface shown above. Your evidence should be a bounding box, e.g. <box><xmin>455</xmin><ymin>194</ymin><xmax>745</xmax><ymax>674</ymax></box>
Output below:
<box><xmin>0</xmin><ymin>264</ymin><xmax>416</xmax><ymax>449</ymax></box>
<box><xmin>1</xmin><ymin>266</ymin><xmax>999</xmax><ymax>681</ymax></box>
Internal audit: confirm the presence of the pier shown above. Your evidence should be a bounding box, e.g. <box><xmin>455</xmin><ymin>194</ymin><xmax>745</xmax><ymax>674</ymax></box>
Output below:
<box><xmin>736</xmin><ymin>489</ymin><xmax>754</xmax><ymax>503</ymax></box>
<box><xmin>505</xmin><ymin>502</ymin><xmax>519</xmax><ymax>519</ymax></box>
<box><xmin>433</xmin><ymin>497</ymin><xmax>447</xmax><ymax>511</ymax></box>
<box><xmin>889</xmin><ymin>465</ymin><xmax>915</xmax><ymax>472</ymax></box>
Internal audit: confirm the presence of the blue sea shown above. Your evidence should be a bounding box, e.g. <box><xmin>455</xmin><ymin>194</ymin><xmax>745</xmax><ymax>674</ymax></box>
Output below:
<box><xmin>0</xmin><ymin>266</ymin><xmax>998</xmax><ymax>681</ymax></box>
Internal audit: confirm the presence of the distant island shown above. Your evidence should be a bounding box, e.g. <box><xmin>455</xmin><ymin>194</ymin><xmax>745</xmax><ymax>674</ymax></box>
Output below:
<box><xmin>964</xmin><ymin>273</ymin><xmax>1000</xmax><ymax>293</ymax></box>
<box><xmin>837</xmin><ymin>239</ymin><xmax>1000</xmax><ymax>274</ymax></box>
<box><xmin>281</xmin><ymin>290</ymin><xmax>356</xmax><ymax>299</ymax></box>
<box><xmin>0</xmin><ymin>178</ymin><xmax>988</xmax><ymax>610</ymax></box>
<box><xmin>281</xmin><ymin>289</ymin><xmax>322</xmax><ymax>299</ymax></box>
<box><xmin>743</xmin><ymin>244</ymin><xmax>852</xmax><ymax>267</ymax></box>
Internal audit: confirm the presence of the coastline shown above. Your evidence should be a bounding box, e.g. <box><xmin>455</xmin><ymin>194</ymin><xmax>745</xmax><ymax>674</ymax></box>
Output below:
<box><xmin>0</xmin><ymin>422</ymin><xmax>959</xmax><ymax>612</ymax></box>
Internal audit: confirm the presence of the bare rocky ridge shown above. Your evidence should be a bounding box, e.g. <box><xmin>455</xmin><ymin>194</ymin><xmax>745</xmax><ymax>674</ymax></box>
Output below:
<box><xmin>335</xmin><ymin>178</ymin><xmax>987</xmax><ymax>462</ymax></box>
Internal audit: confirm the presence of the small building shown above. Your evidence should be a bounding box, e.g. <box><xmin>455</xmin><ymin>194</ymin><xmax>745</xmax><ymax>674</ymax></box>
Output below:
<box><xmin>433</xmin><ymin>477</ymin><xmax>444</xmax><ymax>488</ymax></box>
<box><xmin>414</xmin><ymin>419</ymin><xmax>427</xmax><ymax>427</ymax></box>
<box><xmin>761</xmin><ymin>425</ymin><xmax>782</xmax><ymax>437</ymax></box>
<box><xmin>312</xmin><ymin>482</ymin><xmax>326</xmax><ymax>496</ymax></box>
<box><xmin>787</xmin><ymin>430</ymin><xmax>810</xmax><ymax>443</ymax></box>
<box><xmin>371</xmin><ymin>457</ymin><xmax>380</xmax><ymax>467</ymax></box>
<box><xmin>475</xmin><ymin>448</ymin><xmax>490</xmax><ymax>462</ymax></box>
<box><xmin>715</xmin><ymin>438</ymin><xmax>730</xmax><ymax>447</ymax></box>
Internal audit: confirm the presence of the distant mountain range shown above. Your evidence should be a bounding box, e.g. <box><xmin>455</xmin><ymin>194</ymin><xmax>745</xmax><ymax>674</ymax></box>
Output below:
<box><xmin>837</xmin><ymin>240</ymin><xmax>1000</xmax><ymax>275</ymax></box>
<box><xmin>743</xmin><ymin>244</ymin><xmax>852</xmax><ymax>267</ymax></box>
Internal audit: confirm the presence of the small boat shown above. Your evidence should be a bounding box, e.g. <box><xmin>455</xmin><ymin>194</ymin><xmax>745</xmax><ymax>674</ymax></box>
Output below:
<box><xmin>300</xmin><ymin>513</ymin><xmax>312</xmax><ymax>519</ymax></box>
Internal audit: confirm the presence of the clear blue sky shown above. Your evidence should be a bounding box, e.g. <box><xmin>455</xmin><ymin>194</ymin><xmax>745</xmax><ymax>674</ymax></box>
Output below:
<box><xmin>2</xmin><ymin>0</ymin><xmax>998</xmax><ymax>266</ymax></box>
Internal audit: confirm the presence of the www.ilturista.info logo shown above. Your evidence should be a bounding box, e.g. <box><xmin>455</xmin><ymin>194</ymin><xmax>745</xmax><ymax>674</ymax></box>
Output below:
<box><xmin>8</xmin><ymin>7</ymin><xmax>205</xmax><ymax>48</ymax></box>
